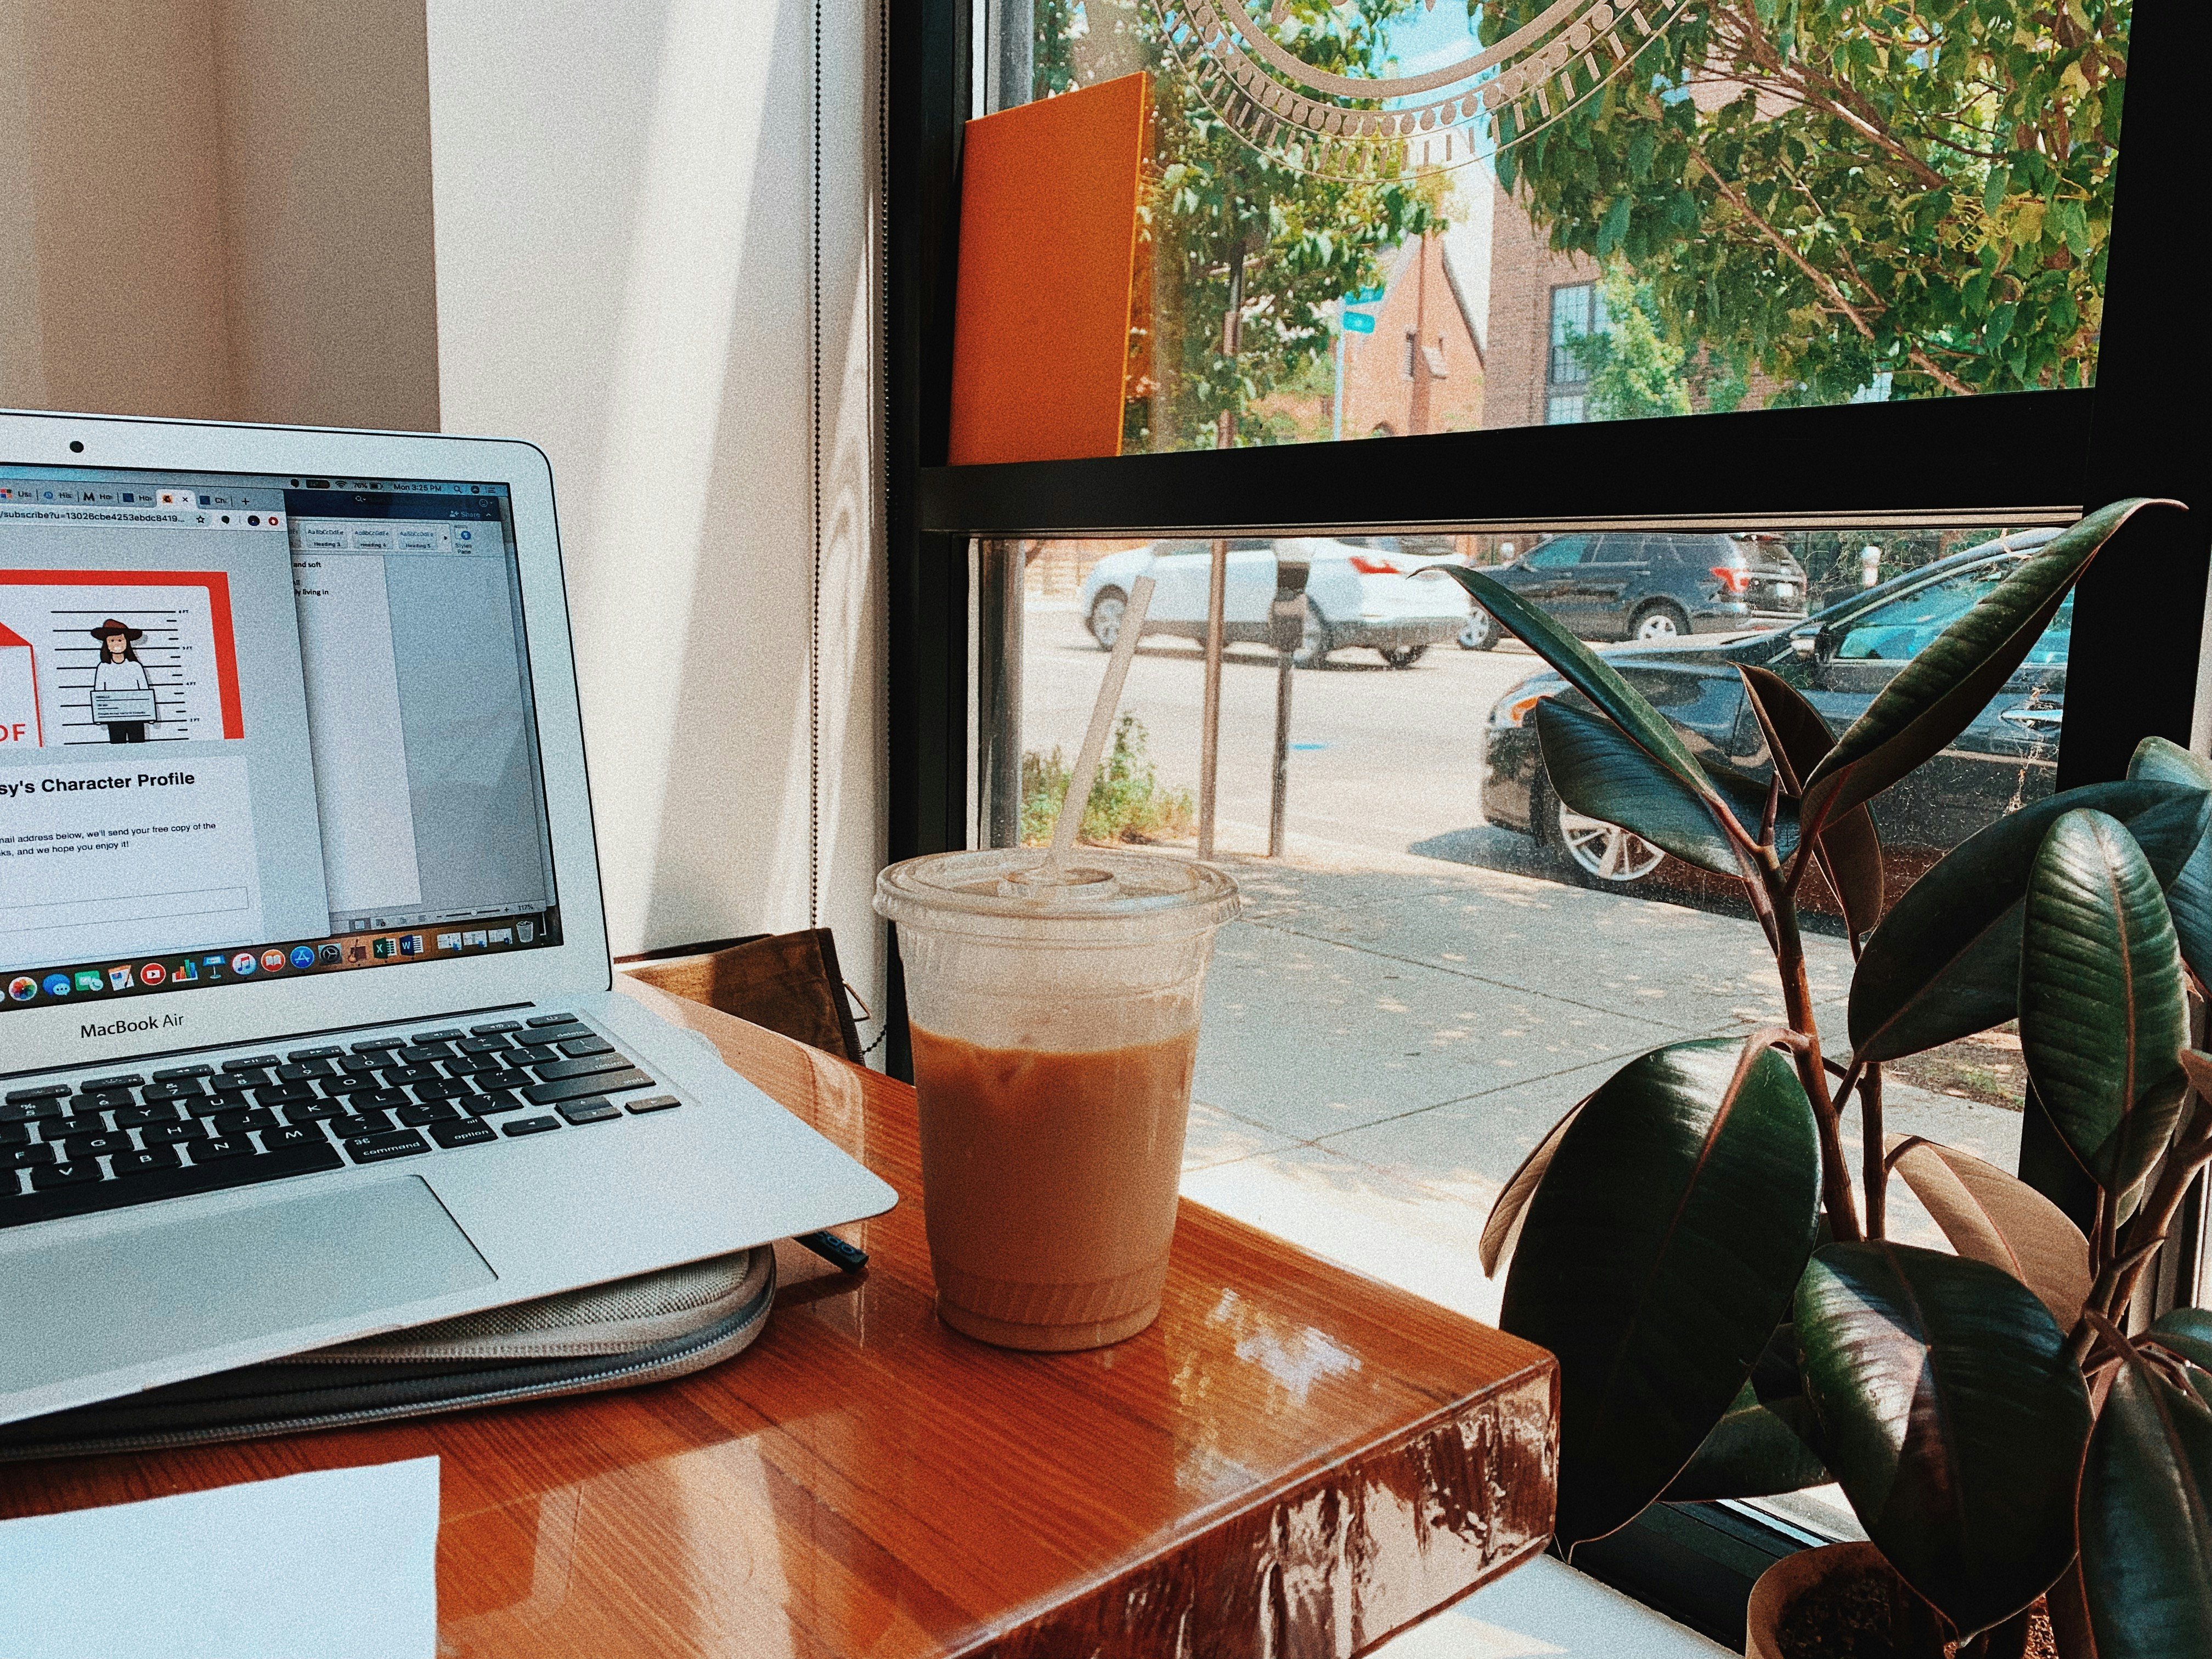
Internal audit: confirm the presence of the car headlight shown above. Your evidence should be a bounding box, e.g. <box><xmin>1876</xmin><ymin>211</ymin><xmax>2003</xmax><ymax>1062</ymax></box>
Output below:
<box><xmin>1491</xmin><ymin>689</ymin><xmax>1552</xmax><ymax>728</ymax></box>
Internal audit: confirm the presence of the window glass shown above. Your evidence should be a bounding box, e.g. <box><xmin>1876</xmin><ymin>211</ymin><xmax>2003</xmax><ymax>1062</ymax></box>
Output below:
<box><xmin>2023</xmin><ymin>592</ymin><xmax>2074</xmax><ymax>667</ymax></box>
<box><xmin>1836</xmin><ymin>565</ymin><xmax>2015</xmax><ymax>661</ymax></box>
<box><xmin>1548</xmin><ymin>283</ymin><xmax>1600</xmax><ymax>390</ymax></box>
<box><xmin>981</xmin><ymin>511</ymin><xmax>2073</xmax><ymax>1541</ymax></box>
<box><xmin>1520</xmin><ymin>534</ymin><xmax>1590</xmax><ymax>568</ymax></box>
<box><xmin>986</xmin><ymin>1</ymin><xmax>2126</xmax><ymax>453</ymax></box>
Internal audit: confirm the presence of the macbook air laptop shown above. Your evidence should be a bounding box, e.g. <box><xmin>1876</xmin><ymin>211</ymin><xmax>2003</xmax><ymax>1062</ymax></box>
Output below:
<box><xmin>0</xmin><ymin>409</ymin><xmax>896</xmax><ymax>1426</ymax></box>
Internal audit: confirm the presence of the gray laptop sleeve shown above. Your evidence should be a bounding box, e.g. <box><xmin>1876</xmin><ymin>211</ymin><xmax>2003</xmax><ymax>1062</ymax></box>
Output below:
<box><xmin>0</xmin><ymin>1247</ymin><xmax>773</xmax><ymax>1462</ymax></box>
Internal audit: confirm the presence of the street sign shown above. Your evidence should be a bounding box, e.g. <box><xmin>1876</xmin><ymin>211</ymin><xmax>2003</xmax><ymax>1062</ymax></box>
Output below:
<box><xmin>1347</xmin><ymin>286</ymin><xmax>1384</xmax><ymax>303</ymax></box>
<box><xmin>1342</xmin><ymin>311</ymin><xmax>1376</xmax><ymax>334</ymax></box>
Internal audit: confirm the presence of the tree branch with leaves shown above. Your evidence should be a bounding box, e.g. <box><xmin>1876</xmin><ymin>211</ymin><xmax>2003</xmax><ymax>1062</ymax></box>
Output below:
<box><xmin>1481</xmin><ymin>0</ymin><xmax>2126</xmax><ymax>403</ymax></box>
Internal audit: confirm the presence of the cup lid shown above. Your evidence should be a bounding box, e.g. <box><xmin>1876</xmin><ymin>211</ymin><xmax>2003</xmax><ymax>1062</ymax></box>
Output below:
<box><xmin>873</xmin><ymin>848</ymin><xmax>1240</xmax><ymax>939</ymax></box>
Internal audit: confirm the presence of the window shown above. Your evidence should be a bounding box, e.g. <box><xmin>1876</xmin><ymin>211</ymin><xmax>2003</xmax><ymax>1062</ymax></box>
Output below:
<box><xmin>1521</xmin><ymin>534</ymin><xmax>1592</xmax><ymax>569</ymax></box>
<box><xmin>972</xmin><ymin>0</ymin><xmax>2126</xmax><ymax>451</ymax></box>
<box><xmin>1544</xmin><ymin>283</ymin><xmax>1605</xmax><ymax>424</ymax></box>
<box><xmin>1548</xmin><ymin>284</ymin><xmax>1599</xmax><ymax>389</ymax></box>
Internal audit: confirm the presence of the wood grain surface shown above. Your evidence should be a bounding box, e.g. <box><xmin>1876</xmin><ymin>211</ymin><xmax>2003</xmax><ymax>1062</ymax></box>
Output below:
<box><xmin>0</xmin><ymin>980</ymin><xmax>1558</xmax><ymax>1657</ymax></box>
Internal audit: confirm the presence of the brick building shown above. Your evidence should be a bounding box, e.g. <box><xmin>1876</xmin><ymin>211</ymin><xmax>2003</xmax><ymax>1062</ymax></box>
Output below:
<box><xmin>1481</xmin><ymin>178</ymin><xmax>1779</xmax><ymax>428</ymax></box>
<box><xmin>1480</xmin><ymin>180</ymin><xmax>1600</xmax><ymax>430</ymax></box>
<box><xmin>1336</xmin><ymin>232</ymin><xmax>1485</xmax><ymax>438</ymax></box>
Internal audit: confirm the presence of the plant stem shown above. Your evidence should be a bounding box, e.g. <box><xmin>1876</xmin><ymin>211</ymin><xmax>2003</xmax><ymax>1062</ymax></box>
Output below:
<box><xmin>1748</xmin><ymin>845</ymin><xmax>1863</xmax><ymax>1242</ymax></box>
<box><xmin>2092</xmin><ymin>1098</ymin><xmax>2212</xmax><ymax>1339</ymax></box>
<box><xmin>1861</xmin><ymin>1061</ymin><xmax>1886</xmax><ymax>1240</ymax></box>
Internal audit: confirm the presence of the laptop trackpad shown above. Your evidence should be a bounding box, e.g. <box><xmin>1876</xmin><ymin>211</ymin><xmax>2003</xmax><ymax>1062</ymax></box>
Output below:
<box><xmin>0</xmin><ymin>1178</ymin><xmax>495</xmax><ymax>1397</ymax></box>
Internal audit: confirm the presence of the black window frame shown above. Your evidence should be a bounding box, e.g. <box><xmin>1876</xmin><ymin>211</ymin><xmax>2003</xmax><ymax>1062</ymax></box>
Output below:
<box><xmin>888</xmin><ymin>0</ymin><xmax>2208</xmax><ymax>1629</ymax></box>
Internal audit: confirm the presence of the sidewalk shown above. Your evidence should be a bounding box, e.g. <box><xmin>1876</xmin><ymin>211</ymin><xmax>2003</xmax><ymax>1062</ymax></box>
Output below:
<box><xmin>1175</xmin><ymin>828</ymin><xmax>2024</xmax><ymax>1332</ymax></box>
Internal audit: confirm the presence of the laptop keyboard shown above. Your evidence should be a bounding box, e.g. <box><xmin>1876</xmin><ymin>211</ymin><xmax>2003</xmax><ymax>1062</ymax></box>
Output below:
<box><xmin>0</xmin><ymin>1013</ymin><xmax>679</xmax><ymax>1231</ymax></box>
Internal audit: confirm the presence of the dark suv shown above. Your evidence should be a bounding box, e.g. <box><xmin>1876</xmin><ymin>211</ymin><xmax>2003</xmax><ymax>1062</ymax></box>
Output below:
<box><xmin>1459</xmin><ymin>530</ymin><xmax>1808</xmax><ymax>648</ymax></box>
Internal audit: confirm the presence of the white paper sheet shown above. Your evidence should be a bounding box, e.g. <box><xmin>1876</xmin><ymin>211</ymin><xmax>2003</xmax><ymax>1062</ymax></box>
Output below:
<box><xmin>0</xmin><ymin>1455</ymin><xmax>438</xmax><ymax>1658</ymax></box>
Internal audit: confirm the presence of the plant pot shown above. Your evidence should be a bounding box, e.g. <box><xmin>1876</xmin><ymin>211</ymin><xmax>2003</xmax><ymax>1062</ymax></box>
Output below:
<box><xmin>1747</xmin><ymin>1544</ymin><xmax>2045</xmax><ymax>1659</ymax></box>
<box><xmin>1747</xmin><ymin>1543</ymin><xmax>1948</xmax><ymax>1659</ymax></box>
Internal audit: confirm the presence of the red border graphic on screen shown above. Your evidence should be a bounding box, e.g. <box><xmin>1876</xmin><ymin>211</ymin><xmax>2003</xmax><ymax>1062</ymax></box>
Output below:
<box><xmin>0</xmin><ymin>570</ymin><xmax>244</xmax><ymax>739</ymax></box>
<box><xmin>0</xmin><ymin>619</ymin><xmax>46</xmax><ymax>744</ymax></box>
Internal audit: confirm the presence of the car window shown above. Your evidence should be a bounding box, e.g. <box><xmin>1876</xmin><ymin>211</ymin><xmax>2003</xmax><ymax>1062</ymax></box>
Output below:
<box><xmin>1836</xmin><ymin>565</ymin><xmax>2012</xmax><ymax>661</ymax></box>
<box><xmin>2021</xmin><ymin>591</ymin><xmax>2072</xmax><ymax>667</ymax></box>
<box><xmin>1592</xmin><ymin>534</ymin><xmax>1649</xmax><ymax>562</ymax></box>
<box><xmin>1522</xmin><ymin>535</ymin><xmax>1593</xmax><ymax>569</ymax></box>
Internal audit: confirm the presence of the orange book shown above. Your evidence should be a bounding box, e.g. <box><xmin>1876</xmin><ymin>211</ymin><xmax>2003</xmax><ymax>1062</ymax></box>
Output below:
<box><xmin>948</xmin><ymin>74</ymin><xmax>1150</xmax><ymax>465</ymax></box>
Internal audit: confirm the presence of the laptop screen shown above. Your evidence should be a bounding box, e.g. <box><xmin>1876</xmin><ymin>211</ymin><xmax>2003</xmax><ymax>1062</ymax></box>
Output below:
<box><xmin>0</xmin><ymin>465</ymin><xmax>561</xmax><ymax>1018</ymax></box>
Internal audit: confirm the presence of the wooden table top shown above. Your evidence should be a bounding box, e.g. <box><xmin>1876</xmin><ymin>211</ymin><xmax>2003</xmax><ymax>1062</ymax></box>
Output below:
<box><xmin>0</xmin><ymin>980</ymin><xmax>1558</xmax><ymax>1658</ymax></box>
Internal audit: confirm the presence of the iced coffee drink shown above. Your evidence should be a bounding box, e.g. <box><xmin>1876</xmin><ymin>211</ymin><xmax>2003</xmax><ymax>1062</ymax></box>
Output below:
<box><xmin>875</xmin><ymin>848</ymin><xmax>1239</xmax><ymax>1351</ymax></box>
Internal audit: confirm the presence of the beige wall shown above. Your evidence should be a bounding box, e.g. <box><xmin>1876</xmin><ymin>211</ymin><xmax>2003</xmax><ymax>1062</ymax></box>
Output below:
<box><xmin>212</xmin><ymin>0</ymin><xmax>440</xmax><ymax>430</ymax></box>
<box><xmin>0</xmin><ymin>0</ymin><xmax>437</xmax><ymax>428</ymax></box>
<box><xmin>0</xmin><ymin>0</ymin><xmax>234</xmax><ymax>419</ymax></box>
<box><xmin>426</xmin><ymin>0</ymin><xmax>888</xmax><ymax>1028</ymax></box>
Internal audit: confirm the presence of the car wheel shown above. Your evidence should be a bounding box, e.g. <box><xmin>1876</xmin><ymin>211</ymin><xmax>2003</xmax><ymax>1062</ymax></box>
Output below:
<box><xmin>1534</xmin><ymin>769</ymin><xmax>1666</xmax><ymax>885</ymax></box>
<box><xmin>1458</xmin><ymin>608</ymin><xmax>1498</xmax><ymax>651</ymax></box>
<box><xmin>1630</xmin><ymin>601</ymin><xmax>1690</xmax><ymax>643</ymax></box>
<box><xmin>1291</xmin><ymin>609</ymin><xmax>1333</xmax><ymax>668</ymax></box>
<box><xmin>1378</xmin><ymin>645</ymin><xmax>1427</xmax><ymax>669</ymax></box>
<box><xmin>1087</xmin><ymin>587</ymin><xmax>1128</xmax><ymax>651</ymax></box>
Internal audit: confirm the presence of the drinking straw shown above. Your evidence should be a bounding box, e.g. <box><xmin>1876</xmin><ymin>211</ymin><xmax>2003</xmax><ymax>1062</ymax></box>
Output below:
<box><xmin>1039</xmin><ymin>573</ymin><xmax>1156</xmax><ymax>884</ymax></box>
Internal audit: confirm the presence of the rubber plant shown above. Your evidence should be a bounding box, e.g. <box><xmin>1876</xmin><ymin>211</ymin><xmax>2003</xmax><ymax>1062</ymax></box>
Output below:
<box><xmin>1440</xmin><ymin>499</ymin><xmax>2212</xmax><ymax>1658</ymax></box>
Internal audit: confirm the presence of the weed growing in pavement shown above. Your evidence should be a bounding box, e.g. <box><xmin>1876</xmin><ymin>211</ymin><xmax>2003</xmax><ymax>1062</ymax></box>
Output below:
<box><xmin>1020</xmin><ymin>715</ymin><xmax>1195</xmax><ymax>847</ymax></box>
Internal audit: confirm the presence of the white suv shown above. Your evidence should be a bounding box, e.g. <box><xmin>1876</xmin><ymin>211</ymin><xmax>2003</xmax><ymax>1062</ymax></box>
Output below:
<box><xmin>1077</xmin><ymin>535</ymin><xmax>1472</xmax><ymax>669</ymax></box>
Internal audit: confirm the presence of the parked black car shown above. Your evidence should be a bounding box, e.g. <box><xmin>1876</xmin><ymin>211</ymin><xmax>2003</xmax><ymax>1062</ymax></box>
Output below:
<box><xmin>1480</xmin><ymin>531</ymin><xmax>2068</xmax><ymax>885</ymax></box>
<box><xmin>1458</xmin><ymin>529</ymin><xmax>1809</xmax><ymax>650</ymax></box>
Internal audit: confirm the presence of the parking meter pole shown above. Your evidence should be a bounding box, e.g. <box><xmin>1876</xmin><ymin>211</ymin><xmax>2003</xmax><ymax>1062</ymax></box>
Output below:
<box><xmin>1198</xmin><ymin>536</ymin><xmax>1229</xmax><ymax>860</ymax></box>
<box><xmin>1267</xmin><ymin>561</ymin><xmax>1310</xmax><ymax>861</ymax></box>
<box><xmin>1269</xmin><ymin>651</ymin><xmax>1293</xmax><ymax>857</ymax></box>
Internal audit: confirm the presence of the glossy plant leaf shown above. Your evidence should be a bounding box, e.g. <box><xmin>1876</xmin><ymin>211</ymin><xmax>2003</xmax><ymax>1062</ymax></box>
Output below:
<box><xmin>1848</xmin><ymin>780</ymin><xmax>2207</xmax><ymax>1063</ymax></box>
<box><xmin>1885</xmin><ymin>1136</ymin><xmax>2091</xmax><ymax>1325</ymax></box>
<box><xmin>2079</xmin><ymin>1346</ymin><xmax>2212</xmax><ymax>1659</ymax></box>
<box><xmin>2021</xmin><ymin>810</ymin><xmax>2192</xmax><ymax>1199</ymax></box>
<box><xmin>2129</xmin><ymin>736</ymin><xmax>2212</xmax><ymax>988</ymax></box>
<box><xmin>1500</xmin><ymin>1037</ymin><xmax>1822</xmax><ymax>1545</ymax></box>
<box><xmin>1534</xmin><ymin>701</ymin><xmax>1745</xmax><ymax>876</ymax></box>
<box><xmin>1740</xmin><ymin>664</ymin><xmax>1885</xmax><ymax>939</ymax></box>
<box><xmin>1438</xmin><ymin>566</ymin><xmax>1729</xmax><ymax>816</ymax></box>
<box><xmin>1798</xmin><ymin>498</ymin><xmax>2168</xmax><ymax>837</ymax></box>
<box><xmin>2148</xmin><ymin>1307</ymin><xmax>2212</xmax><ymax>1379</ymax></box>
<box><xmin>1479</xmin><ymin>1098</ymin><xmax>1585</xmax><ymax>1278</ymax></box>
<box><xmin>1797</xmin><ymin>1242</ymin><xmax>2092</xmax><ymax>1639</ymax></box>
<box><xmin>1662</xmin><ymin>1378</ymin><xmax>1830</xmax><ymax>1501</ymax></box>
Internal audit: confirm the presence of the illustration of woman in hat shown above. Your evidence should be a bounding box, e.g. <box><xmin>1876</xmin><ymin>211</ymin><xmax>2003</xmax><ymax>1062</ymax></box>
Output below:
<box><xmin>89</xmin><ymin>619</ymin><xmax>153</xmax><ymax>743</ymax></box>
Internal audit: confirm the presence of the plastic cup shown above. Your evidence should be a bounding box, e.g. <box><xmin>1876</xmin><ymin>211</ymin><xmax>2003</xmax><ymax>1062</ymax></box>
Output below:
<box><xmin>874</xmin><ymin>847</ymin><xmax>1240</xmax><ymax>1351</ymax></box>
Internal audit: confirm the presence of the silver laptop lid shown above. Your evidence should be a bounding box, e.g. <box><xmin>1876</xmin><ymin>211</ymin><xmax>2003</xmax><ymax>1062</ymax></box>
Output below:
<box><xmin>0</xmin><ymin>410</ymin><xmax>611</xmax><ymax>1075</ymax></box>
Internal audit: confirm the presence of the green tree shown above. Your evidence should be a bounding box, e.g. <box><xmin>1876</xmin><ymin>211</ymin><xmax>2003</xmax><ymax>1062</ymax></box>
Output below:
<box><xmin>1566</xmin><ymin>264</ymin><xmax>1698</xmax><ymax>420</ymax></box>
<box><xmin>1037</xmin><ymin>0</ymin><xmax>1448</xmax><ymax>452</ymax></box>
<box><xmin>1481</xmin><ymin>0</ymin><xmax>2126</xmax><ymax>403</ymax></box>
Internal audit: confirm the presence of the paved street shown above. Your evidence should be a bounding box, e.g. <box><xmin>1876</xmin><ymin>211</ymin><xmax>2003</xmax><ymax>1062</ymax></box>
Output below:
<box><xmin>1020</xmin><ymin>600</ymin><xmax>1547</xmax><ymax>867</ymax></box>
